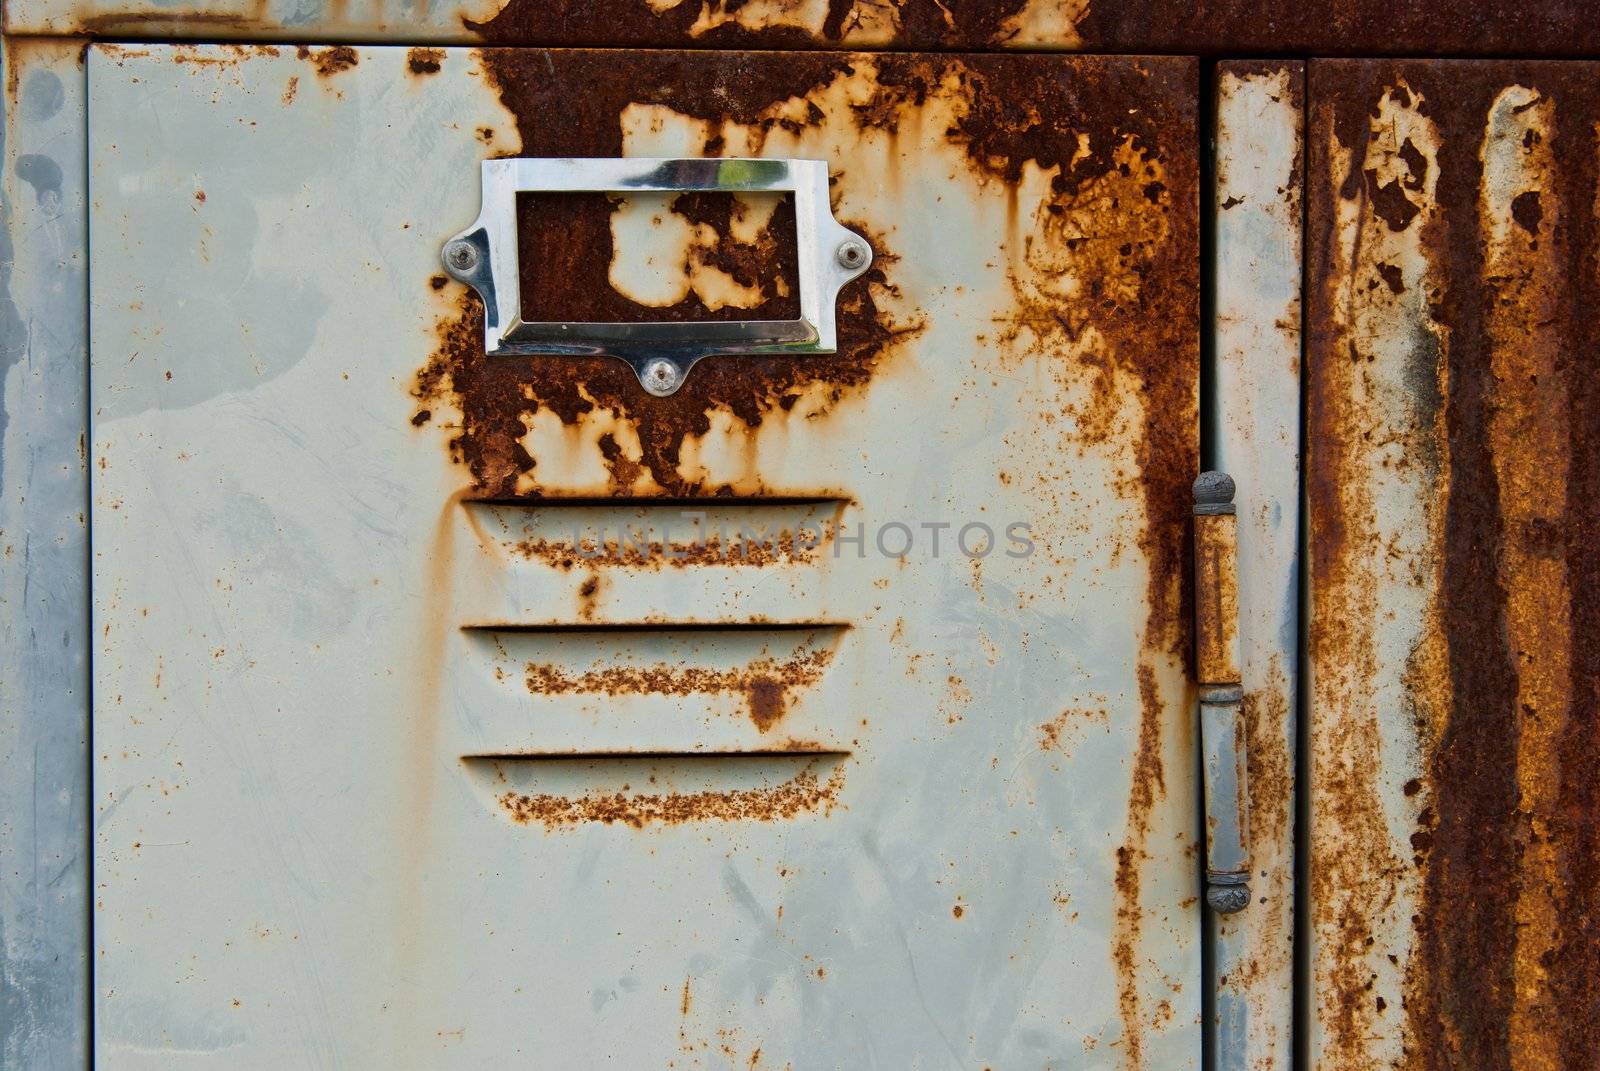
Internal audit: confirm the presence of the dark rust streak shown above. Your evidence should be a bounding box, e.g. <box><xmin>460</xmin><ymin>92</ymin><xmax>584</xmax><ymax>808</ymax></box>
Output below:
<box><xmin>1396</xmin><ymin>62</ymin><xmax>1519</xmax><ymax>1071</ymax></box>
<box><xmin>1546</xmin><ymin>69</ymin><xmax>1600</xmax><ymax>1070</ymax></box>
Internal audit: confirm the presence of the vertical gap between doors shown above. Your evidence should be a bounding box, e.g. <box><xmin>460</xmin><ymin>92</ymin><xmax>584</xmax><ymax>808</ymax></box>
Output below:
<box><xmin>1292</xmin><ymin>56</ymin><xmax>1313</xmax><ymax>1071</ymax></box>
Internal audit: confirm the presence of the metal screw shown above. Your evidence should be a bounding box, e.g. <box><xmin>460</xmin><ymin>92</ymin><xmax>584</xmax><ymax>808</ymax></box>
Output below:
<box><xmin>641</xmin><ymin>358</ymin><xmax>683</xmax><ymax>397</ymax></box>
<box><xmin>444</xmin><ymin>240</ymin><xmax>479</xmax><ymax>274</ymax></box>
<box><xmin>835</xmin><ymin>238</ymin><xmax>869</xmax><ymax>270</ymax></box>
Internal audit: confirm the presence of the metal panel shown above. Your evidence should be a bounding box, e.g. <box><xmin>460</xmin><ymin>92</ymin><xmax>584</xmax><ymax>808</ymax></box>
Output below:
<box><xmin>7</xmin><ymin>0</ymin><xmax>1600</xmax><ymax>55</ymax></box>
<box><xmin>1211</xmin><ymin>59</ymin><xmax>1303</xmax><ymax>1071</ymax></box>
<box><xmin>0</xmin><ymin>38</ymin><xmax>89</xmax><ymax>1070</ymax></box>
<box><xmin>1307</xmin><ymin>59</ymin><xmax>1600</xmax><ymax>1070</ymax></box>
<box><xmin>88</xmin><ymin>45</ymin><xmax>1200</xmax><ymax>1066</ymax></box>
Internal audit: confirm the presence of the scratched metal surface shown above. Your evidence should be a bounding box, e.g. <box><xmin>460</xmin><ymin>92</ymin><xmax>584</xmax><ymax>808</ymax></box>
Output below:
<box><xmin>88</xmin><ymin>44</ymin><xmax>1199</xmax><ymax>1066</ymax></box>
<box><xmin>0</xmin><ymin>38</ymin><xmax>90</xmax><ymax>1071</ymax></box>
<box><xmin>8</xmin><ymin>0</ymin><xmax>1600</xmax><ymax>54</ymax></box>
<box><xmin>1210</xmin><ymin>60</ymin><xmax>1301</xmax><ymax>1071</ymax></box>
<box><xmin>1307</xmin><ymin>59</ymin><xmax>1600</xmax><ymax>1071</ymax></box>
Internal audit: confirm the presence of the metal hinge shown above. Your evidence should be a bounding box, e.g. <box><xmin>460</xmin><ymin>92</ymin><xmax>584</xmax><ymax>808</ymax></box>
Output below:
<box><xmin>1194</xmin><ymin>471</ymin><xmax>1251</xmax><ymax>914</ymax></box>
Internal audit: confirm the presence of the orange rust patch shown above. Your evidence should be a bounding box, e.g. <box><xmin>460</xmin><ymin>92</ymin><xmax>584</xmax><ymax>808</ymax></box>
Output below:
<box><xmin>1037</xmin><ymin>707</ymin><xmax>1109</xmax><ymax>751</ymax></box>
<box><xmin>413</xmin><ymin>51</ymin><xmax>1191</xmax><ymax>501</ymax></box>
<box><xmin>524</xmin><ymin>647</ymin><xmax>833</xmax><ymax>732</ymax></box>
<box><xmin>497</xmin><ymin>764</ymin><xmax>844</xmax><ymax>827</ymax></box>
<box><xmin>415</xmin><ymin>250</ymin><xmax>903</xmax><ymax>498</ymax></box>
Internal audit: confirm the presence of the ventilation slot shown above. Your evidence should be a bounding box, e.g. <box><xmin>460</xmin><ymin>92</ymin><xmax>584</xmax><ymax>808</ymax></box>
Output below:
<box><xmin>462</xmin><ymin>752</ymin><xmax>850</xmax><ymax>828</ymax></box>
<box><xmin>466</xmin><ymin>498</ymin><xmax>850</xmax><ymax>570</ymax></box>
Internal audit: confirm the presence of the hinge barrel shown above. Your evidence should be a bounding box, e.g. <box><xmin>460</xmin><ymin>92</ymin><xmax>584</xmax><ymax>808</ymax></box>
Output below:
<box><xmin>1195</xmin><ymin>472</ymin><xmax>1250</xmax><ymax>914</ymax></box>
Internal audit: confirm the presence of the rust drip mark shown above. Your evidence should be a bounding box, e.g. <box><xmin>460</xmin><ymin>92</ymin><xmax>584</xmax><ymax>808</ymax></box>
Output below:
<box><xmin>1308</xmin><ymin>65</ymin><xmax>1449</xmax><ymax>1070</ymax></box>
<box><xmin>1111</xmin><ymin>664</ymin><xmax>1169</xmax><ymax>1069</ymax></box>
<box><xmin>407</xmin><ymin>48</ymin><xmax>443</xmax><ymax>76</ymax></box>
<box><xmin>298</xmin><ymin>45</ymin><xmax>357</xmax><ymax>78</ymax></box>
<box><xmin>496</xmin><ymin>763</ymin><xmax>845</xmax><ymax>827</ymax></box>
<box><xmin>1396</xmin><ymin>65</ymin><xmax>1523</xmax><ymax>1071</ymax></box>
<box><xmin>524</xmin><ymin>647</ymin><xmax>834</xmax><ymax>732</ymax></box>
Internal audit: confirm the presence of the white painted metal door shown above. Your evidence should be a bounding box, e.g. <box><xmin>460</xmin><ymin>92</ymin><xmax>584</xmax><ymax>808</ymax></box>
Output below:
<box><xmin>89</xmin><ymin>44</ymin><xmax>1200</xmax><ymax>1067</ymax></box>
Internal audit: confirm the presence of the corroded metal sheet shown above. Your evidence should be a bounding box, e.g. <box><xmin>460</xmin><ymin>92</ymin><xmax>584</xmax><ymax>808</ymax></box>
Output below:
<box><xmin>90</xmin><ymin>45</ymin><xmax>1200</xmax><ymax>1065</ymax></box>
<box><xmin>0</xmin><ymin>38</ymin><xmax>90</xmax><ymax>1069</ymax></box>
<box><xmin>1211</xmin><ymin>59</ymin><xmax>1302</xmax><ymax>1071</ymax></box>
<box><xmin>1308</xmin><ymin>59</ymin><xmax>1600</xmax><ymax>1071</ymax></box>
<box><xmin>7</xmin><ymin>0</ymin><xmax>1600</xmax><ymax>54</ymax></box>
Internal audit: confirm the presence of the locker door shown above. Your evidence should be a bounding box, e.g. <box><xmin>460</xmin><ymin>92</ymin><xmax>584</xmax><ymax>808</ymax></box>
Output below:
<box><xmin>89</xmin><ymin>45</ymin><xmax>1201</xmax><ymax>1067</ymax></box>
<box><xmin>1305</xmin><ymin>59</ymin><xmax>1600</xmax><ymax>1069</ymax></box>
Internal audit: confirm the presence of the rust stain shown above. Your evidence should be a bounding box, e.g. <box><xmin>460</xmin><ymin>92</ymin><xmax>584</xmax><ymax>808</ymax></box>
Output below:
<box><xmin>1193</xmin><ymin>512</ymin><xmax>1239</xmax><ymax>685</ymax></box>
<box><xmin>299</xmin><ymin>44</ymin><xmax>357</xmax><ymax>77</ymax></box>
<box><xmin>412</xmin><ymin>50</ymin><xmax>911</xmax><ymax>497</ymax></box>
<box><xmin>72</xmin><ymin>11</ymin><xmax>273</xmax><ymax>36</ymax></box>
<box><xmin>467</xmin><ymin>0</ymin><xmax>1041</xmax><ymax>49</ymax></box>
<box><xmin>509</xmin><ymin>519</ymin><xmax>840</xmax><ymax>570</ymax></box>
<box><xmin>497</xmin><ymin>762</ymin><xmax>844</xmax><ymax>827</ymax></box>
<box><xmin>1037</xmin><ymin>707</ymin><xmax>1109</xmax><ymax>752</ymax></box>
<box><xmin>416</xmin><ymin>245</ymin><xmax>901</xmax><ymax>498</ymax></box>
<box><xmin>1309</xmin><ymin>60</ymin><xmax>1600</xmax><ymax>1069</ymax></box>
<box><xmin>407</xmin><ymin>47</ymin><xmax>443</xmax><ymax>76</ymax></box>
<box><xmin>36</xmin><ymin>0</ymin><xmax>1600</xmax><ymax>55</ymax></box>
<box><xmin>523</xmin><ymin>647</ymin><xmax>833</xmax><ymax>732</ymax></box>
<box><xmin>414</xmin><ymin>51</ymin><xmax>1191</xmax><ymax>505</ymax></box>
<box><xmin>1480</xmin><ymin>84</ymin><xmax>1569</xmax><ymax>1071</ymax></box>
<box><xmin>1111</xmin><ymin>663</ymin><xmax>1173</xmax><ymax>1069</ymax></box>
<box><xmin>458</xmin><ymin>0</ymin><xmax>1600</xmax><ymax>56</ymax></box>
